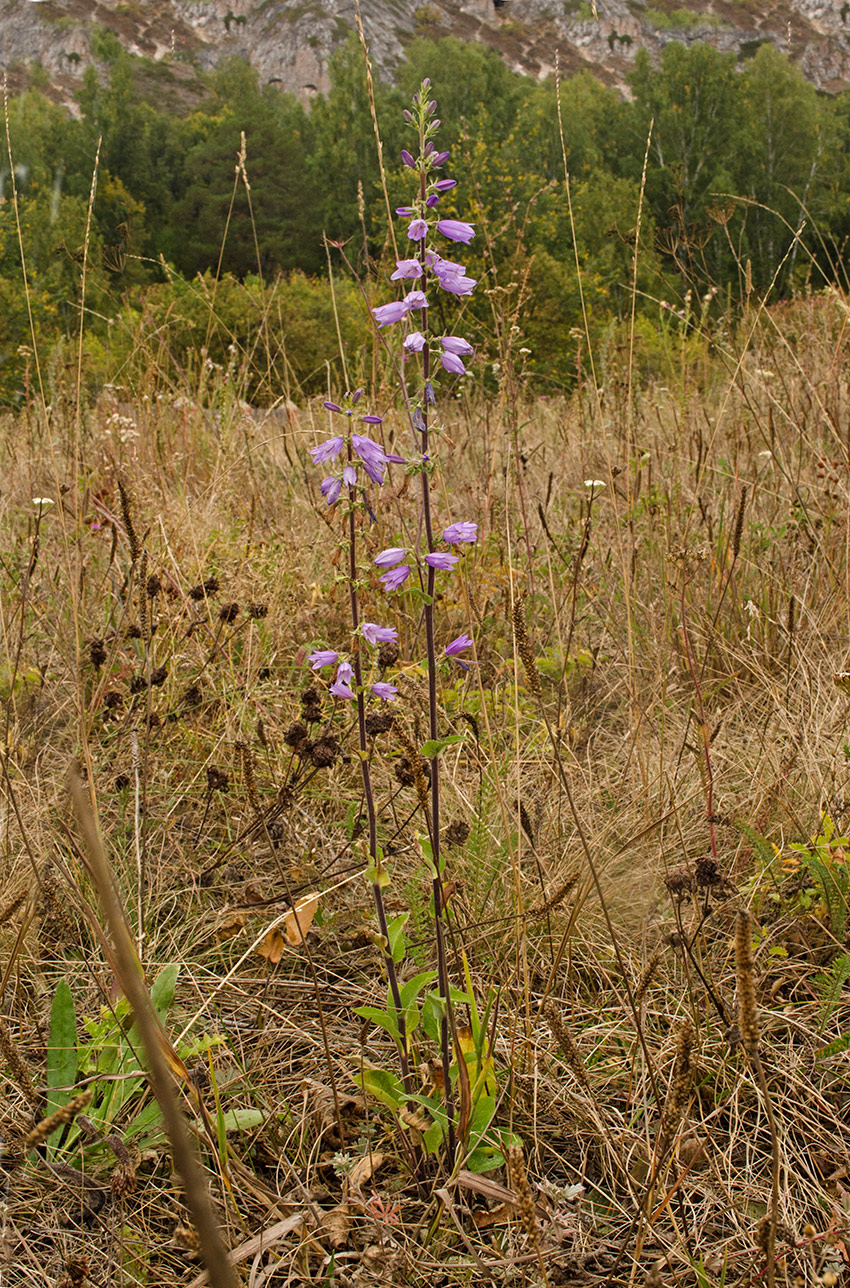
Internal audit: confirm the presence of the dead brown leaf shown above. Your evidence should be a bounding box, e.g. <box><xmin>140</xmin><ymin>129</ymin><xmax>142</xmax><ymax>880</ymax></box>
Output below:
<box><xmin>348</xmin><ymin>1151</ymin><xmax>385</xmax><ymax>1195</ymax></box>
<box><xmin>283</xmin><ymin>892</ymin><xmax>320</xmax><ymax>944</ymax></box>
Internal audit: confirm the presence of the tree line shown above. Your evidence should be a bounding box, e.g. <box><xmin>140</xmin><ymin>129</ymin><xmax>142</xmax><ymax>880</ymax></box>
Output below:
<box><xmin>1</xmin><ymin>28</ymin><xmax>848</xmax><ymax>402</ymax></box>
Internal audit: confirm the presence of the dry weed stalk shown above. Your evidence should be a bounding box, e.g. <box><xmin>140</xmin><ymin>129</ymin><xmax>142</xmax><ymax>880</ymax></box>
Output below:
<box><xmin>25</xmin><ymin>1090</ymin><xmax>92</xmax><ymax>1150</ymax></box>
<box><xmin>0</xmin><ymin>1018</ymin><xmax>37</xmax><ymax>1108</ymax></box>
<box><xmin>545</xmin><ymin>1001</ymin><xmax>591</xmax><ymax>1093</ymax></box>
<box><xmin>512</xmin><ymin>594</ymin><xmax>541</xmax><ymax>699</ymax></box>
<box><xmin>507</xmin><ymin>1145</ymin><xmax>549</xmax><ymax>1287</ymax></box>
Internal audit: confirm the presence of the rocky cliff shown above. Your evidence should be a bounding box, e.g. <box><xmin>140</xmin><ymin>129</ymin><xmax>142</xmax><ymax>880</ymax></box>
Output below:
<box><xmin>2</xmin><ymin>0</ymin><xmax>849</xmax><ymax>109</ymax></box>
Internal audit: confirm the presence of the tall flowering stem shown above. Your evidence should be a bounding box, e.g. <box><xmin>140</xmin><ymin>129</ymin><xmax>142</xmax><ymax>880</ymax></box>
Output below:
<box><xmin>308</xmin><ymin>395</ymin><xmax>411</xmax><ymax>1091</ymax></box>
<box><xmin>373</xmin><ymin>82</ymin><xmax>479</xmax><ymax>1160</ymax></box>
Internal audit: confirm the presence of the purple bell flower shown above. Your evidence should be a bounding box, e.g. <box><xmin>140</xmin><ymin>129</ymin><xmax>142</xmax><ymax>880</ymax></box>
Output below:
<box><xmin>391</xmin><ymin>258</ymin><xmax>423</xmax><ymax>280</ymax></box>
<box><xmin>374</xmin><ymin>547</ymin><xmax>407</xmax><ymax>568</ymax></box>
<box><xmin>321</xmin><ymin>477</ymin><xmax>342</xmax><ymax>506</ymax></box>
<box><xmin>408</xmin><ymin>218</ymin><xmax>428</xmax><ymax>240</ymax></box>
<box><xmin>310</xmin><ymin>435</ymin><xmax>344</xmax><ymax>465</ymax></box>
<box><xmin>308</xmin><ymin>649</ymin><xmax>339</xmax><ymax>669</ymax></box>
<box><xmin>404</xmin><ymin>289</ymin><xmax>428</xmax><ymax>310</ymax></box>
<box><xmin>352</xmin><ymin>434</ymin><xmax>386</xmax><ymax>484</ymax></box>
<box><xmin>441</xmin><ymin>336</ymin><xmax>474</xmax><ymax>356</ymax></box>
<box><xmin>443</xmin><ymin>521</ymin><xmax>478</xmax><ymax>544</ymax></box>
<box><xmin>330</xmin><ymin>680</ymin><xmax>355</xmax><ymax>700</ymax></box>
<box><xmin>425</xmin><ymin>551</ymin><xmax>459</xmax><ymax>570</ymax></box>
<box><xmin>361</xmin><ymin>622</ymin><xmax>398</xmax><ymax>645</ymax></box>
<box><xmin>371</xmin><ymin>682</ymin><xmax>398</xmax><ymax>701</ymax></box>
<box><xmin>444</xmin><ymin>634</ymin><xmax>473</xmax><ymax>656</ymax></box>
<box><xmin>440</xmin><ymin>352</ymin><xmax>466</xmax><ymax>375</ymax></box>
<box><xmin>404</xmin><ymin>331</ymin><xmax>427</xmax><ymax>353</ymax></box>
<box><xmin>379</xmin><ymin>565</ymin><xmax>411</xmax><ymax>592</ymax></box>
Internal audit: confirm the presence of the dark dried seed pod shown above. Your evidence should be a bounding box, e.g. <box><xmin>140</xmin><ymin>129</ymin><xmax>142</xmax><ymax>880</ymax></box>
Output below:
<box><xmin>147</xmin><ymin>711</ymin><xmax>161</xmax><ymax>730</ymax></box>
<box><xmin>89</xmin><ymin>638</ymin><xmax>107</xmax><ymax>668</ymax></box>
<box><xmin>129</xmin><ymin>675</ymin><xmax>146</xmax><ymax>695</ymax></box>
<box><xmin>664</xmin><ymin>866</ymin><xmax>693</xmax><ymax>898</ymax></box>
<box><xmin>395</xmin><ymin>755</ymin><xmax>431</xmax><ymax>789</ymax></box>
<box><xmin>126</xmin><ymin>623</ymin><xmax>142</xmax><ymax>640</ymax></box>
<box><xmin>258</xmin><ymin>666</ymin><xmax>272</xmax><ymax>681</ymax></box>
<box><xmin>206</xmin><ymin>766</ymin><xmax>229</xmax><ymax>792</ymax></box>
<box><xmin>284</xmin><ymin>721</ymin><xmax>310</xmax><ymax>752</ymax></box>
<box><xmin>219</xmin><ymin>601</ymin><xmax>239</xmax><ymax>624</ymax></box>
<box><xmin>114</xmin><ymin>774</ymin><xmax>131</xmax><ymax>791</ymax></box>
<box><xmin>309</xmin><ymin>736</ymin><xmax>339</xmax><ymax>768</ymax></box>
<box><xmin>103</xmin><ymin>690</ymin><xmax>123</xmax><ymax>710</ymax></box>
<box><xmin>183</xmin><ymin>683</ymin><xmax>203</xmax><ymax>707</ymax></box>
<box><xmin>248</xmin><ymin>601</ymin><xmax>268</xmax><ymax>619</ymax></box>
<box><xmin>377</xmin><ymin>640</ymin><xmax>400</xmax><ymax>669</ymax></box>
<box><xmin>149</xmin><ymin>664</ymin><xmax>168</xmax><ymax>687</ymax></box>
<box><xmin>146</xmin><ymin>574</ymin><xmax>161</xmax><ymax>598</ymax></box>
<box><xmin>443</xmin><ymin>819</ymin><xmax>471</xmax><ymax>848</ymax></box>
<box><xmin>365</xmin><ymin>711</ymin><xmax>394</xmax><ymax>736</ymax></box>
<box><xmin>694</xmin><ymin>855</ymin><xmax>723</xmax><ymax>887</ymax></box>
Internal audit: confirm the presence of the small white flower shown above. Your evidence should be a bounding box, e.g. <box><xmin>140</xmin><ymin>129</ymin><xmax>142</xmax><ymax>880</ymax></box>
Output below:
<box><xmin>32</xmin><ymin>497</ymin><xmax>54</xmax><ymax>507</ymax></box>
<box><xmin>758</xmin><ymin>450</ymin><xmax>772</xmax><ymax>459</ymax></box>
<box><xmin>584</xmin><ymin>479</ymin><xmax>606</xmax><ymax>491</ymax></box>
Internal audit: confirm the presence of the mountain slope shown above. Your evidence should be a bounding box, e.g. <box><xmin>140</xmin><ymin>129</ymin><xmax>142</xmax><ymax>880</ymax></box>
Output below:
<box><xmin>1</xmin><ymin>0</ymin><xmax>849</xmax><ymax>109</ymax></box>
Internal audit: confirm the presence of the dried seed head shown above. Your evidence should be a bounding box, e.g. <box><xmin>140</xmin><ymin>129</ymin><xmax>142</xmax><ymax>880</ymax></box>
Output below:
<box><xmin>443</xmin><ymin>819</ymin><xmax>471</xmax><ymax>848</ymax></box>
<box><xmin>512</xmin><ymin>594</ymin><xmax>541</xmax><ymax>699</ymax></box>
<box><xmin>664</xmin><ymin>866</ymin><xmax>693</xmax><ymax>898</ymax></box>
<box><xmin>248</xmin><ymin>601</ymin><xmax>268</xmax><ymax>619</ymax></box>
<box><xmin>60</xmin><ymin>1253</ymin><xmax>90</xmax><ymax>1286</ymax></box>
<box><xmin>25</xmin><ymin>1089</ymin><xmax>93</xmax><ymax>1150</ymax></box>
<box><xmin>377</xmin><ymin>639</ymin><xmax>400</xmax><ymax>669</ymax></box>
<box><xmin>694</xmin><ymin>855</ymin><xmax>723</xmax><ymax>888</ymax></box>
<box><xmin>138</xmin><ymin>551</ymin><xmax>149</xmax><ymax>638</ymax></box>
<box><xmin>0</xmin><ymin>1017</ymin><xmax>37</xmax><ymax>1107</ymax></box>
<box><xmin>309</xmin><ymin>735</ymin><xmax>339</xmax><ymax>768</ymax></box>
<box><xmin>117</xmin><ymin>479</ymin><xmax>140</xmax><ymax>564</ymax></box>
<box><xmin>393</xmin><ymin>719</ymin><xmax>430</xmax><ymax>809</ymax></box>
<box><xmin>146</xmin><ymin>573</ymin><xmax>161</xmax><ymax>597</ymax></box>
<box><xmin>634</xmin><ymin>947</ymin><xmax>663</xmax><ymax>1008</ymax></box>
<box><xmin>238</xmin><ymin>740</ymin><xmax>261</xmax><ymax>814</ymax></box>
<box><xmin>89</xmin><ymin>638</ymin><xmax>107</xmax><ymax>668</ymax></box>
<box><xmin>219</xmin><ymin>601</ymin><xmax>240</xmax><ymax>624</ymax></box>
<box><xmin>364</xmin><ymin>710</ymin><xmax>393</xmax><ymax>736</ymax></box>
<box><xmin>183</xmin><ymin>683</ymin><xmax>203</xmax><ymax>708</ymax></box>
<box><xmin>206</xmin><ymin>766</ymin><xmax>229</xmax><ymax>792</ymax></box>
<box><xmin>284</xmin><ymin>721</ymin><xmax>311</xmax><ymax>753</ymax></box>
<box><xmin>149</xmin><ymin>664</ymin><xmax>168</xmax><ymax>687</ymax></box>
<box><xmin>528</xmin><ymin>870</ymin><xmax>580</xmax><ymax>917</ymax></box>
<box><xmin>300</xmin><ymin>687</ymin><xmax>323</xmax><ymax>723</ymax></box>
<box><xmin>735</xmin><ymin>909</ymin><xmax>759</xmax><ymax>1055</ymax></box>
<box><xmin>189</xmin><ymin>576</ymin><xmax>219</xmax><ymax>601</ymax></box>
<box><xmin>507</xmin><ymin>1146</ymin><xmax>540</xmax><ymax>1249</ymax></box>
<box><xmin>126</xmin><ymin>622</ymin><xmax>142</xmax><ymax>640</ymax></box>
<box><xmin>545</xmin><ymin>1001</ymin><xmax>590</xmax><ymax>1091</ymax></box>
<box><xmin>660</xmin><ymin>1015</ymin><xmax>694</xmax><ymax>1143</ymax></box>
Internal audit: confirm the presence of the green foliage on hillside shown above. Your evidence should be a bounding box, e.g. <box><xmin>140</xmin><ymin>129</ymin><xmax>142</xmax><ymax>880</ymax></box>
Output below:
<box><xmin>1</xmin><ymin>34</ymin><xmax>849</xmax><ymax>404</ymax></box>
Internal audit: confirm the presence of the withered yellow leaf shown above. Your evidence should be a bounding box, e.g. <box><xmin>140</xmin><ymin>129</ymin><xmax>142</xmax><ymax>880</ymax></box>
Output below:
<box><xmin>256</xmin><ymin>927</ymin><xmax>285</xmax><ymax>964</ymax></box>
<box><xmin>283</xmin><ymin>892</ymin><xmax>320</xmax><ymax>945</ymax></box>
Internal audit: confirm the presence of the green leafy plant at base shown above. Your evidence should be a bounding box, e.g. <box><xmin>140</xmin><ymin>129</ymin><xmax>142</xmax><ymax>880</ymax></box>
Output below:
<box><xmin>40</xmin><ymin>966</ymin><xmax>248</xmax><ymax>1168</ymax></box>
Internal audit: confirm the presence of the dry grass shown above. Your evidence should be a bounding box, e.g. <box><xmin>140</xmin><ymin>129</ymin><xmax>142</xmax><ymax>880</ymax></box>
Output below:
<box><xmin>1</xmin><ymin>291</ymin><xmax>849</xmax><ymax>1286</ymax></box>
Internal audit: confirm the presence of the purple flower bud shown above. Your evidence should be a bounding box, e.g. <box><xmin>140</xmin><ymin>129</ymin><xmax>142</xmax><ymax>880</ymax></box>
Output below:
<box><xmin>404</xmin><ymin>331</ymin><xmax>427</xmax><ymax>353</ymax></box>
<box><xmin>434</xmin><ymin>179</ymin><xmax>456</xmax><ymax>192</ymax></box>
<box><xmin>431</xmin><ymin>121</ymin><xmax>442</xmax><ymax>131</ymax></box>
<box><xmin>440</xmin><ymin>352</ymin><xmax>466</xmax><ymax>375</ymax></box>
<box><xmin>308</xmin><ymin>649</ymin><xmax>339</xmax><ymax>669</ymax></box>
<box><xmin>323</xmin><ymin>400</ymin><xmax>342</xmax><ymax>413</ymax></box>
<box><xmin>371</xmin><ymin>682</ymin><xmax>398</xmax><ymax>701</ymax></box>
<box><xmin>310</xmin><ymin>435</ymin><xmax>344</xmax><ymax>464</ymax></box>
<box><xmin>404</xmin><ymin>290</ymin><xmax>428</xmax><ymax>310</ymax></box>
<box><xmin>425</xmin><ymin>551</ymin><xmax>460</xmax><ymax>570</ymax></box>
<box><xmin>445</xmin><ymin>634</ymin><xmax>473</xmax><ymax>657</ymax></box>
<box><xmin>374</xmin><ymin>547</ymin><xmax>407</xmax><ymax>568</ymax></box>
<box><xmin>379</xmin><ymin>564</ymin><xmax>411</xmax><ymax>592</ymax></box>
<box><xmin>372</xmin><ymin>300</ymin><xmax>410</xmax><ymax>327</ymax></box>
<box><xmin>402</xmin><ymin>109</ymin><xmax>414</xmax><ymax>122</ymax></box>
<box><xmin>424</xmin><ymin>381</ymin><xmax>436</xmax><ymax>405</ymax></box>
<box><xmin>321</xmin><ymin>476</ymin><xmax>342</xmax><ymax>506</ymax></box>
<box><xmin>330</xmin><ymin>680</ymin><xmax>355</xmax><ymax>700</ymax></box>
<box><xmin>422</xmin><ymin>78</ymin><xmax>431</xmax><ymax>89</ymax></box>
<box><xmin>441</xmin><ymin>335</ymin><xmax>474</xmax><ymax>355</ymax></box>
<box><xmin>426</xmin><ymin>100</ymin><xmax>437</xmax><ymax>114</ymax></box>
<box><xmin>362</xmin><ymin>622</ymin><xmax>398</xmax><ymax>646</ymax></box>
<box><xmin>408</xmin><ymin>218</ymin><xmax>428</xmax><ymax>240</ymax></box>
<box><xmin>437</xmin><ymin>219</ymin><xmax>475</xmax><ymax>244</ymax></box>
<box><xmin>401</xmin><ymin>149</ymin><xmax>416</xmax><ymax>168</ymax></box>
<box><xmin>424</xmin><ymin>141</ymin><xmax>435</xmax><ymax>156</ymax></box>
<box><xmin>443</xmin><ymin>521</ymin><xmax>478</xmax><ymax>545</ymax></box>
<box><xmin>351</xmin><ymin>387</ymin><xmax>364</xmax><ymax>403</ymax></box>
<box><xmin>391</xmin><ymin>258</ymin><xmax>423</xmax><ymax>280</ymax></box>
<box><xmin>336</xmin><ymin>660</ymin><xmax>354</xmax><ymax>685</ymax></box>
<box><xmin>431</xmin><ymin>150</ymin><xmax>449</xmax><ymax>166</ymax></box>
<box><xmin>343</xmin><ymin>464</ymin><xmax>357</xmax><ymax>487</ymax></box>
<box><xmin>361</xmin><ymin>414</ymin><xmax>383</xmax><ymax>424</ymax></box>
<box><xmin>426</xmin><ymin>194</ymin><xmax>440</xmax><ymax>208</ymax></box>
<box><xmin>396</xmin><ymin>206</ymin><xmax>414</xmax><ymax>217</ymax></box>
<box><xmin>384</xmin><ymin>452</ymin><xmax>406</xmax><ymax>464</ymax></box>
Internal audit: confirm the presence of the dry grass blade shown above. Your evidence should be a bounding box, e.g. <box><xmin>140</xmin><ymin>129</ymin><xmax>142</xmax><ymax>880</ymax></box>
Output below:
<box><xmin>66</xmin><ymin>762</ymin><xmax>239</xmax><ymax>1288</ymax></box>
